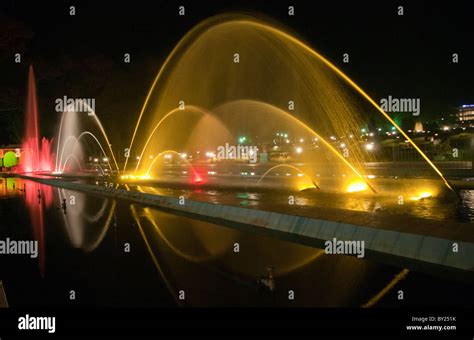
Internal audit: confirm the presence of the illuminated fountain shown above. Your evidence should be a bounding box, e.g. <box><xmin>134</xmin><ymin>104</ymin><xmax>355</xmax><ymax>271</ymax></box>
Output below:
<box><xmin>110</xmin><ymin>14</ymin><xmax>460</xmax><ymax>288</ymax></box>
<box><xmin>54</xmin><ymin>100</ymin><xmax>120</xmax><ymax>175</ymax></box>
<box><xmin>123</xmin><ymin>14</ymin><xmax>453</xmax><ymax>197</ymax></box>
<box><xmin>21</xmin><ymin>66</ymin><xmax>54</xmax><ymax>173</ymax></box>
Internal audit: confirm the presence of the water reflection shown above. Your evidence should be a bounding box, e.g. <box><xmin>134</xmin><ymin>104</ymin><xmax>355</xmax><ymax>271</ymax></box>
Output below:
<box><xmin>130</xmin><ymin>204</ymin><xmax>391</xmax><ymax>307</ymax></box>
<box><xmin>2</xmin><ymin>177</ymin><xmax>473</xmax><ymax>307</ymax></box>
<box><xmin>57</xmin><ymin>188</ymin><xmax>116</xmax><ymax>252</ymax></box>
<box><xmin>1</xmin><ymin>177</ymin><xmax>52</xmax><ymax>276</ymax></box>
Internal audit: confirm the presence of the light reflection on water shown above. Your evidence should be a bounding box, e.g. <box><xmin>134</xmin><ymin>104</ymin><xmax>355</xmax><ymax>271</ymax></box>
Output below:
<box><xmin>185</xmin><ymin>188</ymin><xmax>474</xmax><ymax>223</ymax></box>
<box><xmin>1</xmin><ymin>176</ymin><xmax>473</xmax><ymax>307</ymax></box>
<box><xmin>459</xmin><ymin>190</ymin><xmax>474</xmax><ymax>221</ymax></box>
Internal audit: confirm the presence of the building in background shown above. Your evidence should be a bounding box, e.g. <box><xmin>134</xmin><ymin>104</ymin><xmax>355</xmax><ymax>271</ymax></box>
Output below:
<box><xmin>456</xmin><ymin>105</ymin><xmax>474</xmax><ymax>126</ymax></box>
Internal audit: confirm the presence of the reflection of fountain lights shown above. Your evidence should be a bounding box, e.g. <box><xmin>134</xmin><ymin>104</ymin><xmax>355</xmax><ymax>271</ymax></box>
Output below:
<box><xmin>21</xmin><ymin>179</ymin><xmax>53</xmax><ymax>277</ymax></box>
<box><xmin>120</xmin><ymin>174</ymin><xmax>152</xmax><ymax>180</ymax></box>
<box><xmin>297</xmin><ymin>181</ymin><xmax>317</xmax><ymax>191</ymax></box>
<box><xmin>136</xmin><ymin>185</ymin><xmax>328</xmax><ymax>277</ymax></box>
<box><xmin>346</xmin><ymin>179</ymin><xmax>368</xmax><ymax>193</ymax></box>
<box><xmin>362</xmin><ymin>269</ymin><xmax>409</xmax><ymax>308</ymax></box>
<box><xmin>143</xmin><ymin>208</ymin><xmax>224</xmax><ymax>262</ymax></box>
<box><xmin>410</xmin><ymin>192</ymin><xmax>433</xmax><ymax>201</ymax></box>
<box><xmin>58</xmin><ymin>188</ymin><xmax>116</xmax><ymax>252</ymax></box>
<box><xmin>130</xmin><ymin>205</ymin><xmax>180</xmax><ymax>304</ymax></box>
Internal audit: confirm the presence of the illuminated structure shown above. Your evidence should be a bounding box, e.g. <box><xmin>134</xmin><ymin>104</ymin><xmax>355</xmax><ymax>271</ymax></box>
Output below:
<box><xmin>0</xmin><ymin>146</ymin><xmax>21</xmax><ymax>169</ymax></box>
<box><xmin>456</xmin><ymin>105</ymin><xmax>474</xmax><ymax>126</ymax></box>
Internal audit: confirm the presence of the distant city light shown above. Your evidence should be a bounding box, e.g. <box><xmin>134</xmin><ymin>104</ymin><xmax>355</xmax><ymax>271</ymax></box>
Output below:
<box><xmin>365</xmin><ymin>143</ymin><xmax>374</xmax><ymax>151</ymax></box>
<box><xmin>295</xmin><ymin>146</ymin><xmax>303</xmax><ymax>154</ymax></box>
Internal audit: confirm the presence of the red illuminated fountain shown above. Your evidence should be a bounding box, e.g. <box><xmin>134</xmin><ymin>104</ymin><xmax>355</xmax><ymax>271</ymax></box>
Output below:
<box><xmin>21</xmin><ymin>65</ymin><xmax>54</xmax><ymax>173</ymax></box>
<box><xmin>19</xmin><ymin>66</ymin><xmax>54</xmax><ymax>276</ymax></box>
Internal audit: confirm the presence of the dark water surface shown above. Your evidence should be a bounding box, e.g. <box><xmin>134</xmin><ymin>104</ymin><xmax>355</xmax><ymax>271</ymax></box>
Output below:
<box><xmin>0</xmin><ymin>177</ymin><xmax>473</xmax><ymax>307</ymax></box>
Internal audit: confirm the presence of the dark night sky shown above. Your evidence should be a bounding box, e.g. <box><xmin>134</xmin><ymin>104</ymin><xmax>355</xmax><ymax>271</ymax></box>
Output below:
<box><xmin>0</xmin><ymin>0</ymin><xmax>473</xmax><ymax>145</ymax></box>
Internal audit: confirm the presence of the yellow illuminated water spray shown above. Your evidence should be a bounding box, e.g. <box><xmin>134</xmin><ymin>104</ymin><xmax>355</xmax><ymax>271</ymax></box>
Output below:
<box><xmin>125</xmin><ymin>15</ymin><xmax>454</xmax><ymax>193</ymax></box>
